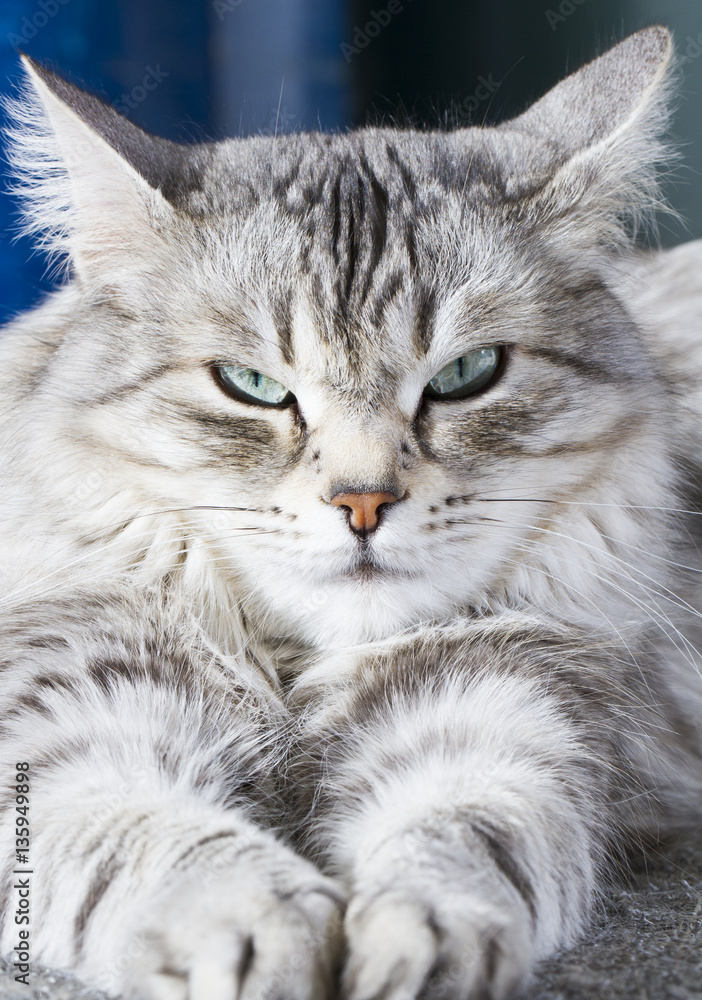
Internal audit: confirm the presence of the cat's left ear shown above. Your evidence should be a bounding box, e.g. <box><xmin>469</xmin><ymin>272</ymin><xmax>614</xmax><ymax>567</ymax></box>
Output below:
<box><xmin>499</xmin><ymin>26</ymin><xmax>674</xmax><ymax>241</ymax></box>
<box><xmin>7</xmin><ymin>57</ymin><xmax>185</xmax><ymax>283</ymax></box>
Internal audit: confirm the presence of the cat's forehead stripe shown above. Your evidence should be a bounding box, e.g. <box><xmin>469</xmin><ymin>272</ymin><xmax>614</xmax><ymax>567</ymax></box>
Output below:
<box><xmin>263</xmin><ymin>139</ymin><xmax>440</xmax><ymax>364</ymax></box>
<box><xmin>311</xmin><ymin>151</ymin><xmax>395</xmax><ymax>314</ymax></box>
<box><xmin>271</xmin><ymin>291</ymin><xmax>294</xmax><ymax>366</ymax></box>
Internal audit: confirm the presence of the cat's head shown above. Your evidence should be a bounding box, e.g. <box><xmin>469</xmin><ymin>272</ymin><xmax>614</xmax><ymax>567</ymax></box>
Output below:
<box><xmin>4</xmin><ymin>28</ymin><xmax>681</xmax><ymax>646</ymax></box>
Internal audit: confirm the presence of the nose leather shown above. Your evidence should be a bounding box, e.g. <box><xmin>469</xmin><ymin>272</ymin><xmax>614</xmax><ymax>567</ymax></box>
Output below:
<box><xmin>330</xmin><ymin>491</ymin><xmax>399</xmax><ymax>535</ymax></box>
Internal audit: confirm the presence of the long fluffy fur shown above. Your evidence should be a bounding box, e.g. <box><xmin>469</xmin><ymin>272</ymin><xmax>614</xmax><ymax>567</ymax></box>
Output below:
<box><xmin>0</xmin><ymin>26</ymin><xmax>701</xmax><ymax>1000</ymax></box>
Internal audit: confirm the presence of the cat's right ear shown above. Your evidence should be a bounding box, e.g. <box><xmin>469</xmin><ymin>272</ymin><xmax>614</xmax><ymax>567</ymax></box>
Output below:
<box><xmin>497</xmin><ymin>26</ymin><xmax>675</xmax><ymax>246</ymax></box>
<box><xmin>5</xmin><ymin>57</ymin><xmax>182</xmax><ymax>286</ymax></box>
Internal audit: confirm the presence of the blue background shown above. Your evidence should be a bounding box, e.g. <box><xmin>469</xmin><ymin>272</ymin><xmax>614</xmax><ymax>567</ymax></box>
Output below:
<box><xmin>1</xmin><ymin>0</ymin><xmax>701</xmax><ymax>324</ymax></box>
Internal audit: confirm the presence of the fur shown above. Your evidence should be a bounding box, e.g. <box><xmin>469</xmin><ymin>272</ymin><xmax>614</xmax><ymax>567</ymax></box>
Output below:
<box><xmin>0</xmin><ymin>25</ymin><xmax>701</xmax><ymax>1000</ymax></box>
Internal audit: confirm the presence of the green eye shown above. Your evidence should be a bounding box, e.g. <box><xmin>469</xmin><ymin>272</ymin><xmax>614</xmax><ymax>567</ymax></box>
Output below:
<box><xmin>424</xmin><ymin>346</ymin><xmax>502</xmax><ymax>400</ymax></box>
<box><xmin>213</xmin><ymin>364</ymin><xmax>294</xmax><ymax>408</ymax></box>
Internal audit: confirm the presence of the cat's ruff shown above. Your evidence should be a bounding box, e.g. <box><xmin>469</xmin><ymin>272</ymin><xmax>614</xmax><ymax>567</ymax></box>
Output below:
<box><xmin>0</xmin><ymin>25</ymin><xmax>701</xmax><ymax>1000</ymax></box>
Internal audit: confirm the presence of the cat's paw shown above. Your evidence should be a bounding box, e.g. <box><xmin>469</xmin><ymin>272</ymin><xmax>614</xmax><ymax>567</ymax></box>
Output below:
<box><xmin>342</xmin><ymin>877</ymin><xmax>532</xmax><ymax>1000</ymax></box>
<box><xmin>112</xmin><ymin>838</ymin><xmax>344</xmax><ymax>1000</ymax></box>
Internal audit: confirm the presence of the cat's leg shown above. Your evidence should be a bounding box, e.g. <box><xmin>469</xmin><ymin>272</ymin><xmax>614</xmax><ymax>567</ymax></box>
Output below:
<box><xmin>0</xmin><ymin>591</ymin><xmax>343</xmax><ymax>1000</ymax></box>
<box><xmin>294</xmin><ymin>622</ymin><xmax>671</xmax><ymax>1000</ymax></box>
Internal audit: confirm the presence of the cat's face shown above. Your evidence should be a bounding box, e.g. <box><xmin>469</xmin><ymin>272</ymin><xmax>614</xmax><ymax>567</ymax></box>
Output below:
<box><xmin>50</xmin><ymin>129</ymin><xmax>666</xmax><ymax>647</ymax></box>
<box><xmin>7</xmin><ymin>30</ymin><xmax>676</xmax><ymax>646</ymax></box>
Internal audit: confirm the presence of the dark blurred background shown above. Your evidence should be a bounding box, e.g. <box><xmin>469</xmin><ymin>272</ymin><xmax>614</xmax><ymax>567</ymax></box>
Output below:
<box><xmin>1</xmin><ymin>0</ymin><xmax>700</xmax><ymax>324</ymax></box>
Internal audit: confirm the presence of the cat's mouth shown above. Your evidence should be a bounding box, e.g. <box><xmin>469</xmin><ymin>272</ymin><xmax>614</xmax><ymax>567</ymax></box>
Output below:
<box><xmin>337</xmin><ymin>546</ymin><xmax>419</xmax><ymax>583</ymax></box>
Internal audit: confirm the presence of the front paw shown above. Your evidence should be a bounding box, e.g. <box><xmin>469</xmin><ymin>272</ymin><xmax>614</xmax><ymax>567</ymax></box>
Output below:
<box><xmin>341</xmin><ymin>819</ymin><xmax>538</xmax><ymax>1000</ymax></box>
<box><xmin>343</xmin><ymin>886</ymin><xmax>530</xmax><ymax>1000</ymax></box>
<box><xmin>107</xmin><ymin>836</ymin><xmax>344</xmax><ymax>1000</ymax></box>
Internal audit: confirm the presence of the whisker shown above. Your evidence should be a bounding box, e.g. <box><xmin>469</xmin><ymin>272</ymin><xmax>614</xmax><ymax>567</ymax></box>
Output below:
<box><xmin>473</xmin><ymin>496</ymin><xmax>702</xmax><ymax>518</ymax></box>
<box><xmin>490</xmin><ymin>527</ymin><xmax>702</xmax><ymax>677</ymax></box>
<box><xmin>443</xmin><ymin>506</ymin><xmax>702</xmax><ymax>634</ymax></box>
<box><xmin>435</xmin><ymin>505</ymin><xmax>702</xmax><ymax>679</ymax></box>
<box><xmin>0</xmin><ymin>512</ymin><xmax>282</xmax><ymax>609</ymax></box>
<box><xmin>493</xmin><ymin>548</ymin><xmax>675</xmax><ymax>691</ymax></box>
<box><xmin>517</xmin><ymin>518</ymin><xmax>702</xmax><ymax>627</ymax></box>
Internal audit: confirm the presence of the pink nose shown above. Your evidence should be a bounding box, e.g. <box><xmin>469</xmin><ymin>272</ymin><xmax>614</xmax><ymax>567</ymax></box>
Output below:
<box><xmin>330</xmin><ymin>491</ymin><xmax>399</xmax><ymax>535</ymax></box>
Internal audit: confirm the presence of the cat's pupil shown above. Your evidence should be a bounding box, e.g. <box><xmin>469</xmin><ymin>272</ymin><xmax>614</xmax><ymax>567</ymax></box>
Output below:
<box><xmin>214</xmin><ymin>363</ymin><xmax>294</xmax><ymax>408</ymax></box>
<box><xmin>424</xmin><ymin>346</ymin><xmax>501</xmax><ymax>400</ymax></box>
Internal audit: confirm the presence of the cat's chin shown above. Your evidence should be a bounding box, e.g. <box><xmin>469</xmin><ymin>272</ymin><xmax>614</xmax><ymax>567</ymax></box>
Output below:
<box><xmin>296</xmin><ymin>599</ymin><xmax>433</xmax><ymax>648</ymax></box>
<box><xmin>253</xmin><ymin>571</ymin><xmax>456</xmax><ymax>649</ymax></box>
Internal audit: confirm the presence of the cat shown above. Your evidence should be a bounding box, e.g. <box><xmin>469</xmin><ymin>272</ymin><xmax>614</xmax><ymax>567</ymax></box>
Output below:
<box><xmin>1</xmin><ymin>23</ymin><xmax>702</xmax><ymax>1000</ymax></box>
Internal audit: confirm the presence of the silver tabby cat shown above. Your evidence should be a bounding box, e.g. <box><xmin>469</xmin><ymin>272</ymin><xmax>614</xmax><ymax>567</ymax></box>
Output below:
<box><xmin>1</xmin><ymin>24</ymin><xmax>701</xmax><ymax>1000</ymax></box>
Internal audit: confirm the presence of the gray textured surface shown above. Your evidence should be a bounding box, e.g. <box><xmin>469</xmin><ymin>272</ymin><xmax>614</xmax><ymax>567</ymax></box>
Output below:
<box><xmin>527</xmin><ymin>839</ymin><xmax>702</xmax><ymax>1000</ymax></box>
<box><xmin>1</xmin><ymin>839</ymin><xmax>700</xmax><ymax>1000</ymax></box>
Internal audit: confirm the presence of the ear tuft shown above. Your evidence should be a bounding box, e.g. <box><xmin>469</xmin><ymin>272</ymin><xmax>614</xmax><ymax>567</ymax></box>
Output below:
<box><xmin>15</xmin><ymin>56</ymin><xmax>193</xmax><ymax>191</ymax></box>
<box><xmin>500</xmin><ymin>26</ymin><xmax>677</xmax><ymax>246</ymax></box>
<box><xmin>3</xmin><ymin>57</ymin><xmax>77</xmax><ymax>269</ymax></box>
<box><xmin>2</xmin><ymin>57</ymin><xmax>192</xmax><ymax>280</ymax></box>
<box><xmin>512</xmin><ymin>27</ymin><xmax>673</xmax><ymax>153</ymax></box>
